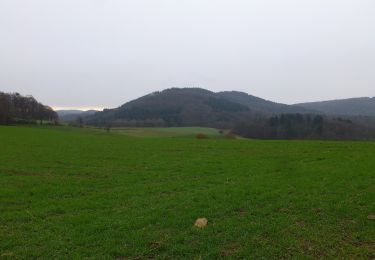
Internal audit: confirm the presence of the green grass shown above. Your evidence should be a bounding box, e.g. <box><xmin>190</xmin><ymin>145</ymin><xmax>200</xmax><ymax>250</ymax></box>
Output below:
<box><xmin>110</xmin><ymin>127</ymin><xmax>227</xmax><ymax>138</ymax></box>
<box><xmin>0</xmin><ymin>126</ymin><xmax>374</xmax><ymax>259</ymax></box>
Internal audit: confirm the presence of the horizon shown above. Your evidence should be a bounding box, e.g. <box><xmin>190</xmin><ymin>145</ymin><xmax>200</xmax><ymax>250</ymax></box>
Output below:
<box><xmin>50</xmin><ymin>86</ymin><xmax>375</xmax><ymax>112</ymax></box>
<box><xmin>51</xmin><ymin>106</ymin><xmax>106</xmax><ymax>111</ymax></box>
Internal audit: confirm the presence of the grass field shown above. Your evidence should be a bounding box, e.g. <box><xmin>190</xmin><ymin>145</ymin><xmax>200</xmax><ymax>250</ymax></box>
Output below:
<box><xmin>110</xmin><ymin>127</ymin><xmax>227</xmax><ymax>138</ymax></box>
<box><xmin>0</xmin><ymin>126</ymin><xmax>374</xmax><ymax>259</ymax></box>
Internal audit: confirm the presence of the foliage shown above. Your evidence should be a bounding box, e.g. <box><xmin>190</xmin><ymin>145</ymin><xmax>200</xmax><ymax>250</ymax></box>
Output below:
<box><xmin>296</xmin><ymin>97</ymin><xmax>375</xmax><ymax>117</ymax></box>
<box><xmin>204</xmin><ymin>97</ymin><xmax>249</xmax><ymax>113</ymax></box>
<box><xmin>83</xmin><ymin>88</ymin><xmax>375</xmax><ymax>140</ymax></box>
<box><xmin>234</xmin><ymin>113</ymin><xmax>375</xmax><ymax>140</ymax></box>
<box><xmin>0</xmin><ymin>92</ymin><xmax>58</xmax><ymax>124</ymax></box>
<box><xmin>85</xmin><ymin>88</ymin><xmax>262</xmax><ymax>128</ymax></box>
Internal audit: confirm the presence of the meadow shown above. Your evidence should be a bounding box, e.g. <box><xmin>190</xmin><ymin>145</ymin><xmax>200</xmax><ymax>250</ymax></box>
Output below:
<box><xmin>109</xmin><ymin>127</ymin><xmax>227</xmax><ymax>138</ymax></box>
<box><xmin>0</xmin><ymin>126</ymin><xmax>374</xmax><ymax>259</ymax></box>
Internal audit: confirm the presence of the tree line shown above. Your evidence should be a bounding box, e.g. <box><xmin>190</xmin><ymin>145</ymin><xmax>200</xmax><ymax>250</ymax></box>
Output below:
<box><xmin>234</xmin><ymin>113</ymin><xmax>375</xmax><ymax>140</ymax></box>
<box><xmin>0</xmin><ymin>92</ymin><xmax>58</xmax><ymax>124</ymax></box>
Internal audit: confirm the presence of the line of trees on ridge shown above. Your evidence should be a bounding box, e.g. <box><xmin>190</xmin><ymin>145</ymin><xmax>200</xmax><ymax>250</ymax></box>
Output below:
<box><xmin>0</xmin><ymin>92</ymin><xmax>58</xmax><ymax>124</ymax></box>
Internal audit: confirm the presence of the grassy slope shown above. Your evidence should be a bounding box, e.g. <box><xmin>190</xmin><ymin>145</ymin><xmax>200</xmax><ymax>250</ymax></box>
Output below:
<box><xmin>110</xmin><ymin>127</ymin><xmax>225</xmax><ymax>138</ymax></box>
<box><xmin>0</xmin><ymin>126</ymin><xmax>374</xmax><ymax>259</ymax></box>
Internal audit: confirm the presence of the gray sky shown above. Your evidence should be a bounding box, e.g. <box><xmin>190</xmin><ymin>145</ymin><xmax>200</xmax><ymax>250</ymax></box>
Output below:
<box><xmin>1</xmin><ymin>0</ymin><xmax>374</xmax><ymax>110</ymax></box>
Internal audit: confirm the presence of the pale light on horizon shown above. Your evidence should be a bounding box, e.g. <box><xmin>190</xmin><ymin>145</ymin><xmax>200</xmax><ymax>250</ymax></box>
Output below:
<box><xmin>52</xmin><ymin>106</ymin><xmax>105</xmax><ymax>111</ymax></box>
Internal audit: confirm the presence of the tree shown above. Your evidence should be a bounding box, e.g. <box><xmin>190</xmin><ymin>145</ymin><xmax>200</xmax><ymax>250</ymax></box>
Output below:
<box><xmin>76</xmin><ymin>116</ymin><xmax>84</xmax><ymax>128</ymax></box>
<box><xmin>0</xmin><ymin>92</ymin><xmax>58</xmax><ymax>125</ymax></box>
<box><xmin>313</xmin><ymin>115</ymin><xmax>323</xmax><ymax>135</ymax></box>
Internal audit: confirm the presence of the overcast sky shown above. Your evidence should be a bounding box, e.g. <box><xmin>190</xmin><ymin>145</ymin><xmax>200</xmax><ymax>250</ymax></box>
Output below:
<box><xmin>0</xmin><ymin>0</ymin><xmax>374</xmax><ymax>110</ymax></box>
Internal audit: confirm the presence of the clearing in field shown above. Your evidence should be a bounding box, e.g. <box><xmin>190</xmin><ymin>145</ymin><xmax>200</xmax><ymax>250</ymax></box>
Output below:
<box><xmin>109</xmin><ymin>126</ymin><xmax>227</xmax><ymax>138</ymax></box>
<box><xmin>0</xmin><ymin>125</ymin><xmax>374</xmax><ymax>258</ymax></box>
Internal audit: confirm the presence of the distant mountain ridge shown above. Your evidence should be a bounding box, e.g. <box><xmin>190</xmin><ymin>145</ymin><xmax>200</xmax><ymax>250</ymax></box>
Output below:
<box><xmin>217</xmin><ymin>91</ymin><xmax>311</xmax><ymax>114</ymax></box>
<box><xmin>85</xmin><ymin>88</ymin><xmax>312</xmax><ymax>127</ymax></box>
<box><xmin>295</xmin><ymin>97</ymin><xmax>375</xmax><ymax>116</ymax></box>
<box><xmin>57</xmin><ymin>110</ymin><xmax>98</xmax><ymax>122</ymax></box>
<box><xmin>84</xmin><ymin>87</ymin><xmax>375</xmax><ymax>128</ymax></box>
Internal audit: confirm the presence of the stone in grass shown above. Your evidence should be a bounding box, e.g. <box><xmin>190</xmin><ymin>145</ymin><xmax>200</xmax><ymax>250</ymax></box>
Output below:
<box><xmin>194</xmin><ymin>218</ymin><xmax>208</xmax><ymax>228</ymax></box>
<box><xmin>367</xmin><ymin>214</ymin><xmax>375</xmax><ymax>220</ymax></box>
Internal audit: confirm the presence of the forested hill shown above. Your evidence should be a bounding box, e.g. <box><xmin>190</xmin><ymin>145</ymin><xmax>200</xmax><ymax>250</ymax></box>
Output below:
<box><xmin>0</xmin><ymin>92</ymin><xmax>58</xmax><ymax>124</ymax></box>
<box><xmin>85</xmin><ymin>88</ymin><xmax>311</xmax><ymax>127</ymax></box>
<box><xmin>295</xmin><ymin>97</ymin><xmax>375</xmax><ymax>116</ymax></box>
<box><xmin>217</xmin><ymin>91</ymin><xmax>311</xmax><ymax>114</ymax></box>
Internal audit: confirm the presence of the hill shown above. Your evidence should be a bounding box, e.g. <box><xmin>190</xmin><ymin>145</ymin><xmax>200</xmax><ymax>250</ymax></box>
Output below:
<box><xmin>86</xmin><ymin>88</ymin><xmax>309</xmax><ymax>127</ymax></box>
<box><xmin>57</xmin><ymin>110</ymin><xmax>98</xmax><ymax>122</ymax></box>
<box><xmin>0</xmin><ymin>92</ymin><xmax>57</xmax><ymax>124</ymax></box>
<box><xmin>217</xmin><ymin>91</ymin><xmax>311</xmax><ymax>114</ymax></box>
<box><xmin>295</xmin><ymin>97</ymin><xmax>375</xmax><ymax>116</ymax></box>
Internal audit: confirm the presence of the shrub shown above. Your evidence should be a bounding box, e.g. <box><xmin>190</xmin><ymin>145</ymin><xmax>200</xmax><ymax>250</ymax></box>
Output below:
<box><xmin>225</xmin><ymin>132</ymin><xmax>237</xmax><ymax>139</ymax></box>
<box><xmin>196</xmin><ymin>133</ymin><xmax>209</xmax><ymax>139</ymax></box>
